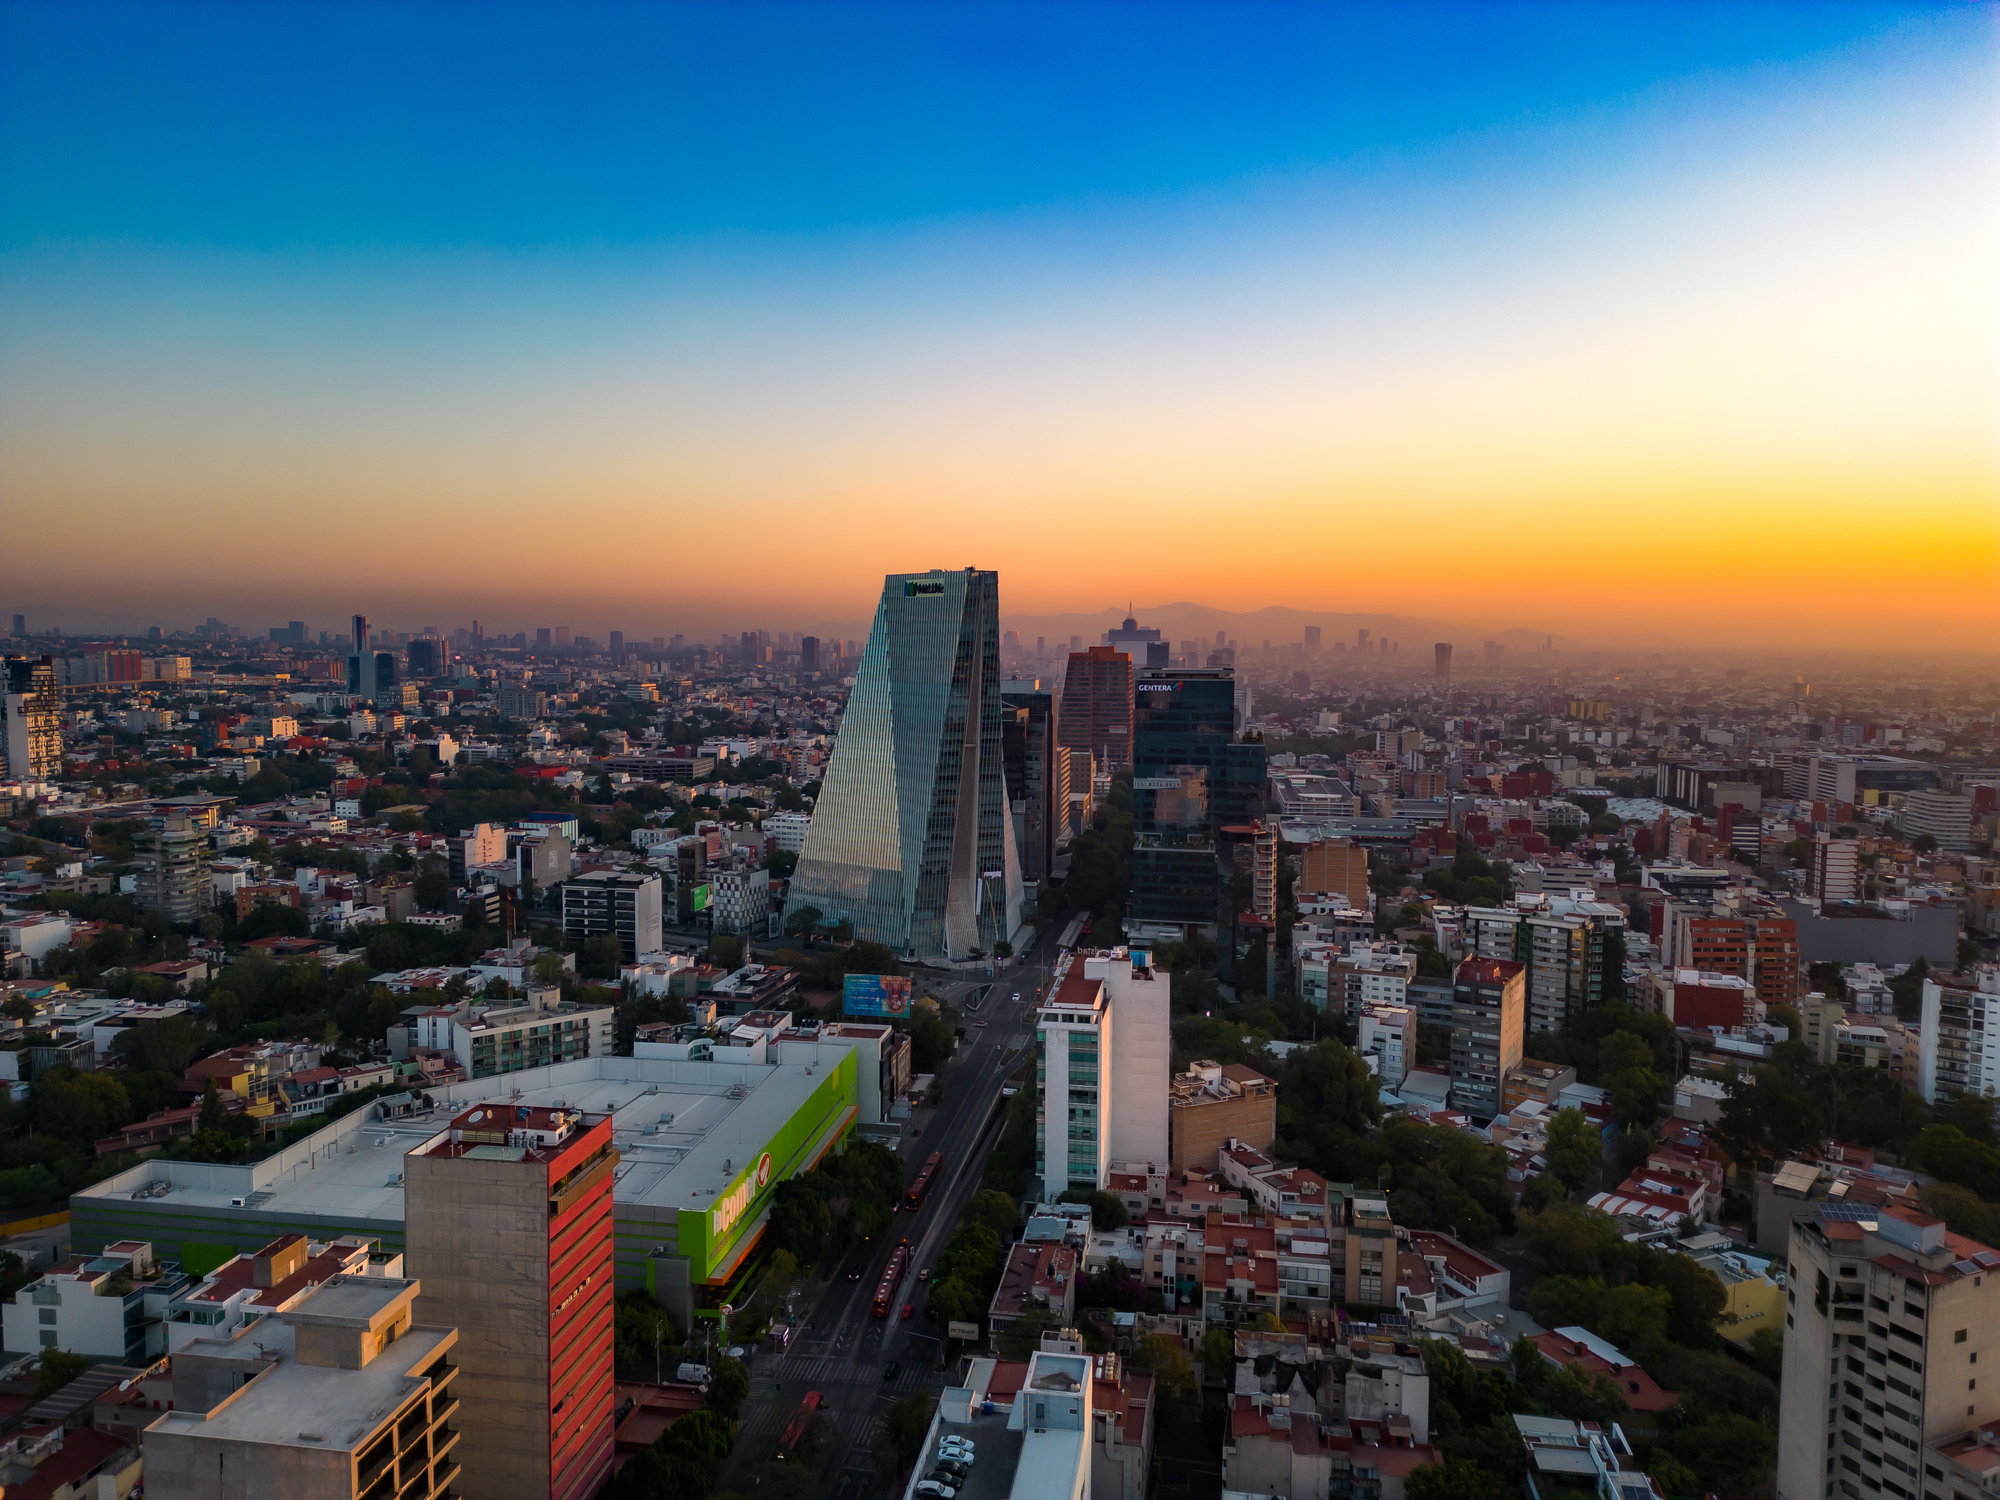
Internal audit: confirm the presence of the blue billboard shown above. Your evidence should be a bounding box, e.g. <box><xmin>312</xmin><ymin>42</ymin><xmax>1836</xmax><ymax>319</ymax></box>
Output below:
<box><xmin>843</xmin><ymin>973</ymin><xmax>913</xmax><ymax>1019</ymax></box>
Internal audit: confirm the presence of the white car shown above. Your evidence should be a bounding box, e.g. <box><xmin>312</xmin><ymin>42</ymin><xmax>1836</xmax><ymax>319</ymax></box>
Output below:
<box><xmin>916</xmin><ymin>1484</ymin><xmax>956</xmax><ymax>1500</ymax></box>
<box><xmin>939</xmin><ymin>1440</ymin><xmax>976</xmax><ymax>1458</ymax></box>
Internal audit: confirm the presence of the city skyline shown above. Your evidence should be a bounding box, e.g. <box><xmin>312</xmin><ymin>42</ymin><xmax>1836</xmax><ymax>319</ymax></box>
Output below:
<box><xmin>2</xmin><ymin>2</ymin><xmax>1994</xmax><ymax>649</ymax></box>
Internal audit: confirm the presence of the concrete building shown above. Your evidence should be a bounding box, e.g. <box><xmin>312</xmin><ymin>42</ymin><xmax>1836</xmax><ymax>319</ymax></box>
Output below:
<box><xmin>761</xmin><ymin>811</ymin><xmax>811</xmax><ymax>854</ymax></box>
<box><xmin>1918</xmin><ymin>966</ymin><xmax>2000</xmax><ymax>1104</ymax></box>
<box><xmin>1811</xmin><ymin>835</ymin><xmax>1861</xmax><ymax>902</ymax></box>
<box><xmin>142</xmin><ymin>1273</ymin><xmax>460</xmax><ymax>1500</ymax></box>
<box><xmin>1300</xmin><ymin>838</ymin><xmax>1369</xmax><ymax>909</ymax></box>
<box><xmin>73</xmin><ymin>1047</ymin><xmax>865</xmax><ymax>1335</ymax></box>
<box><xmin>708</xmin><ymin>865</ymin><xmax>770</xmax><ymax>937</ymax></box>
<box><xmin>1356</xmin><ymin>1003</ymin><xmax>1413</xmax><ymax>1090</ymax></box>
<box><xmin>1167</xmin><ymin>1061</ymin><xmax>1276</xmax><ymax>1172</ymax></box>
<box><xmin>1501</xmin><ymin>1060</ymin><xmax>1578</xmax><ymax>1114</ymax></box>
<box><xmin>405</xmin><ymin>1103</ymin><xmax>616</xmax><ymax>1500</ymax></box>
<box><xmin>1901</xmin><ymin>788</ymin><xmax>1973</xmax><ymax>853</ymax></box>
<box><xmin>2</xmin><ymin>654</ymin><xmax>61</xmax><ymax>781</ymax></box>
<box><xmin>137</xmin><ymin>814</ymin><xmax>211</xmax><ymax>924</ymax></box>
<box><xmin>1035</xmin><ymin>948</ymin><xmax>1172</xmax><ymax>1195</ymax></box>
<box><xmin>783</xmin><ymin>568</ymin><xmax>1022</xmax><ymax>960</ymax></box>
<box><xmin>1059</xmin><ymin>644</ymin><xmax>1135</xmax><ymax>769</ymax></box>
<box><xmin>560</xmin><ymin>870</ymin><xmax>662</xmax><ymax>961</ymax></box>
<box><xmin>1449</xmin><ymin>958</ymin><xmax>1526</xmax><ymax>1121</ymax></box>
<box><xmin>409</xmin><ymin>991</ymin><xmax>615</xmax><ymax>1080</ymax></box>
<box><xmin>1775</xmin><ymin>1204</ymin><xmax>2000</xmax><ymax>1500</ymax></box>
<box><xmin>988</xmin><ymin>1240</ymin><xmax>1079</xmax><ymax>1333</ymax></box>
<box><xmin>2</xmin><ymin>1240</ymin><xmax>188</xmax><ymax>1360</ymax></box>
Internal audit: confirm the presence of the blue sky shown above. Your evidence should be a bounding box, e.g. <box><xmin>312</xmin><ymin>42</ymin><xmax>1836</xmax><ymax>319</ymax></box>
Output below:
<box><xmin>1</xmin><ymin>2</ymin><xmax>1993</xmax><ymax>646</ymax></box>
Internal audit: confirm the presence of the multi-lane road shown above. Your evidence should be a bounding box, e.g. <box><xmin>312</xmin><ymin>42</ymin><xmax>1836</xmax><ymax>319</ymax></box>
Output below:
<box><xmin>717</xmin><ymin>924</ymin><xmax>1069</xmax><ymax>1498</ymax></box>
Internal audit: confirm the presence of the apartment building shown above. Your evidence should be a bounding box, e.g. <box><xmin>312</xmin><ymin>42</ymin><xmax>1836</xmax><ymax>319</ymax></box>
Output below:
<box><xmin>1</xmin><ymin>1240</ymin><xmax>188</xmax><ymax>1361</ymax></box>
<box><xmin>1035</xmin><ymin>948</ymin><xmax>1170</xmax><ymax>1195</ymax></box>
<box><xmin>1918</xmin><ymin>967</ymin><xmax>2000</xmax><ymax>1104</ymax></box>
<box><xmin>560</xmin><ymin>870</ymin><xmax>663</xmax><ymax>960</ymax></box>
<box><xmin>1776</xmin><ymin>1203</ymin><xmax>2000</xmax><ymax>1500</ymax></box>
<box><xmin>1449</xmin><ymin>958</ymin><xmax>1525</xmax><ymax>1121</ymax></box>
<box><xmin>142</xmin><ymin>1274</ymin><xmax>461</xmax><ymax>1500</ymax></box>
<box><xmin>137</xmin><ymin>814</ymin><xmax>211</xmax><ymax>924</ymax></box>
<box><xmin>410</xmin><ymin>991</ymin><xmax>615</xmax><ymax>1080</ymax></box>
<box><xmin>1900</xmin><ymin>789</ymin><xmax>1973</xmax><ymax>853</ymax></box>
<box><xmin>1167</xmin><ymin>1061</ymin><xmax>1277</xmax><ymax>1172</ymax></box>
<box><xmin>406</xmin><ymin>1103</ymin><xmax>617</xmax><ymax>1500</ymax></box>
<box><xmin>1357</xmin><ymin>1003</ymin><xmax>1413</xmax><ymax>1090</ymax></box>
<box><xmin>1300</xmin><ymin>838</ymin><xmax>1369</xmax><ymax>908</ymax></box>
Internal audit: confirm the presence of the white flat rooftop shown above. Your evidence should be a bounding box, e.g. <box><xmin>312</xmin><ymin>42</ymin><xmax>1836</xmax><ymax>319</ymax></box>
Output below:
<box><xmin>77</xmin><ymin>1053</ymin><xmax>853</xmax><ymax>1225</ymax></box>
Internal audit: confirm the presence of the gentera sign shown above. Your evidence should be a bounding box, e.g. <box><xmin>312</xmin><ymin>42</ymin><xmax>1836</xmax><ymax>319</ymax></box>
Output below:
<box><xmin>711</xmin><ymin>1151</ymin><xmax>775</xmax><ymax>1241</ymax></box>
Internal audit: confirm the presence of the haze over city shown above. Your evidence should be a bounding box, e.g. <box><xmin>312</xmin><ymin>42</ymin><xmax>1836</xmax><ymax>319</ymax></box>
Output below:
<box><xmin>2</xmin><ymin>8</ymin><xmax>1999</xmax><ymax>1500</ymax></box>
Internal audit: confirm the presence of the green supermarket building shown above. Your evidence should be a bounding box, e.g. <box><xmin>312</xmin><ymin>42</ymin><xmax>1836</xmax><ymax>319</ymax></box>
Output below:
<box><xmin>72</xmin><ymin>1044</ymin><xmax>863</xmax><ymax>1330</ymax></box>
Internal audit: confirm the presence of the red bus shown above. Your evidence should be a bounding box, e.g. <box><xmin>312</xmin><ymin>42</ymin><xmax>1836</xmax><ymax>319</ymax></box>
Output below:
<box><xmin>776</xmin><ymin>1391</ymin><xmax>823</xmax><ymax>1459</ymax></box>
<box><xmin>871</xmin><ymin>1239</ymin><xmax>912</xmax><ymax>1317</ymax></box>
<box><xmin>906</xmin><ymin>1151</ymin><xmax>943</xmax><ymax>1210</ymax></box>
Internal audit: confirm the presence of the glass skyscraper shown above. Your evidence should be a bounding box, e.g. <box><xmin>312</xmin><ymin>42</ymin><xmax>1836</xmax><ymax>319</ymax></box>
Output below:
<box><xmin>784</xmin><ymin>569</ymin><xmax>1022</xmax><ymax>962</ymax></box>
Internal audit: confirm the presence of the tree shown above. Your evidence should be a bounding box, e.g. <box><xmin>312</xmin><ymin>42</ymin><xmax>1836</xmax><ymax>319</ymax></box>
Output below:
<box><xmin>1921</xmin><ymin>1180</ymin><xmax>2000</xmax><ymax>1246</ymax></box>
<box><xmin>1527</xmin><ymin>1275</ymin><xmax>1603</xmax><ymax>1331</ymax></box>
<box><xmin>1673</xmin><ymin>1412</ymin><xmax>1776</xmax><ymax>1488</ymax></box>
<box><xmin>1087</xmin><ymin>1190</ymin><xmax>1128</xmax><ymax>1230</ymax></box>
<box><xmin>927</xmin><ymin>1275</ymin><xmax>985</xmax><ymax>1332</ymax></box>
<box><xmin>1519</xmin><ymin>1172</ymin><xmax>1568</xmax><ymax>1213</ymax></box>
<box><xmin>1518</xmin><ymin>1204</ymin><xmax>1622</xmax><ymax>1278</ymax></box>
<box><xmin>1199</xmin><ymin>1326</ymin><xmax>1236</xmax><ymax>1384</ymax></box>
<box><xmin>784</xmin><ymin>905</ymin><xmax>823</xmax><ymax>938</ymax></box>
<box><xmin>879</xmin><ymin>1389</ymin><xmax>935</xmax><ymax>1470</ymax></box>
<box><xmin>1131</xmin><ymin>1334</ymin><xmax>1199</xmax><ymax>1425</ymax></box>
<box><xmin>964</xmin><ymin>1189</ymin><xmax>1020</xmax><ymax>1240</ymax></box>
<box><xmin>1745</xmin><ymin>1325</ymin><xmax>1785</xmax><ymax>1386</ymax></box>
<box><xmin>1909</xmin><ymin>1125</ymin><xmax>2000</xmax><ymax>1200</ymax></box>
<box><xmin>1594</xmin><ymin>1283</ymin><xmax>1671</xmax><ymax>1349</ymax></box>
<box><xmin>1543</xmin><ymin>1363</ymin><xmax>1631</xmax><ymax>1426</ymax></box>
<box><xmin>765</xmin><ymin>1179</ymin><xmax>831</xmax><ymax>1265</ymax></box>
<box><xmin>704</xmin><ymin>1355</ymin><xmax>750</xmax><ymax>1420</ymax></box>
<box><xmin>1543</xmin><ymin>1107</ymin><xmax>1602</xmax><ymax>1191</ymax></box>
<box><xmin>1405</xmin><ymin>1457</ymin><xmax>1509</xmax><ymax>1500</ymax></box>
<box><xmin>199</xmin><ymin>1075</ymin><xmax>227</xmax><ymax>1132</ymax></box>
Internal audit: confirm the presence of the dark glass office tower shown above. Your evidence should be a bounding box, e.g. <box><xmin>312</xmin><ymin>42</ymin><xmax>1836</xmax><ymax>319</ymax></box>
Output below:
<box><xmin>1000</xmin><ymin>681</ymin><xmax>1061</xmax><ymax>887</ymax></box>
<box><xmin>1128</xmin><ymin>668</ymin><xmax>1267</xmax><ymax>935</ymax></box>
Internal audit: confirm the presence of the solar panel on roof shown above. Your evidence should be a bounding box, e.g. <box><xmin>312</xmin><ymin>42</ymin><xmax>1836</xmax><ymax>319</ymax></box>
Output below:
<box><xmin>1818</xmin><ymin>1203</ymin><xmax>1875</xmax><ymax>1222</ymax></box>
<box><xmin>1974</xmin><ymin>1252</ymin><xmax>2000</xmax><ymax>1268</ymax></box>
<box><xmin>1955</xmin><ymin>1260</ymin><xmax>1981</xmax><ymax>1276</ymax></box>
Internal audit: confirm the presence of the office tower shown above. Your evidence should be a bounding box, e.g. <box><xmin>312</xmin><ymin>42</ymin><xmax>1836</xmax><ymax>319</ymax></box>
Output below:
<box><xmin>553</xmin><ymin>626</ymin><xmax>570</xmax><ymax>647</ymax></box>
<box><xmin>1357</xmin><ymin>628</ymin><xmax>1370</xmax><ymax>650</ymax></box>
<box><xmin>1105</xmin><ymin>611</ymin><xmax>1163</xmax><ymax>666</ymax></box>
<box><xmin>1449</xmin><ymin>958</ymin><xmax>1525</xmax><ymax>1120</ymax></box>
<box><xmin>1301</xmin><ymin>839</ymin><xmax>1368</xmax><ymax>907</ymax></box>
<box><xmin>1775</xmin><ymin>1203</ymin><xmax>1999</xmax><ymax>1500</ymax></box>
<box><xmin>1811</xmin><ymin>835</ymin><xmax>1860</xmax><ymax>901</ymax></box>
<box><xmin>347</xmin><ymin>614</ymin><xmax>393</xmax><ymax>703</ymax></box>
<box><xmin>8</xmin><ymin>615</ymin><xmax>21</xmax><ymax>636</ymax></box>
<box><xmin>1003</xmin><ymin>629</ymin><xmax>1020</xmax><ymax>654</ymax></box>
<box><xmin>1303</xmin><ymin>625</ymin><xmax>1320</xmax><ymax>651</ymax></box>
<box><xmin>148</xmin><ymin>625</ymin><xmax>163</xmax><ymax>643</ymax></box>
<box><xmin>1058</xmin><ymin>645</ymin><xmax>1135</xmax><ymax>767</ymax></box>
<box><xmin>2</xmin><ymin>656</ymin><xmax>61</xmax><ymax>781</ymax></box>
<box><xmin>1434</xmin><ymin>642</ymin><xmax>1452</xmax><ymax>681</ymax></box>
<box><xmin>143</xmin><ymin>1272</ymin><xmax>461</xmax><ymax>1500</ymax></box>
<box><xmin>1901</xmin><ymin>789</ymin><xmax>1973</xmax><ymax>853</ymax></box>
<box><xmin>407</xmin><ymin>639</ymin><xmax>444</xmax><ymax>678</ymax></box>
<box><xmin>536</xmin><ymin>627</ymin><xmax>552</xmax><ymax>651</ymax></box>
<box><xmin>137</xmin><ymin>814</ymin><xmax>211</xmax><ymax>924</ymax></box>
<box><xmin>800</xmin><ymin>635</ymin><xmax>819</xmax><ymax>672</ymax></box>
<box><xmin>1035</xmin><ymin>948</ymin><xmax>1170</xmax><ymax>1195</ymax></box>
<box><xmin>1036</xmin><ymin>635</ymin><xmax>1046</xmax><ymax>655</ymax></box>
<box><xmin>784</xmin><ymin>568</ymin><xmax>1021</xmax><ymax>962</ymax></box>
<box><xmin>739</xmin><ymin>630</ymin><xmax>756</xmax><ymax>662</ymax></box>
<box><xmin>407</xmin><ymin>1104</ymin><xmax>618</xmax><ymax>1500</ymax></box>
<box><xmin>560</xmin><ymin>871</ymin><xmax>663</xmax><ymax>960</ymax></box>
<box><xmin>609</xmin><ymin>630</ymin><xmax>624</xmax><ymax>662</ymax></box>
<box><xmin>1918</xmin><ymin>967</ymin><xmax>2000</xmax><ymax>1103</ymax></box>
<box><xmin>1070</xmin><ymin>634</ymin><xmax>1082</xmax><ymax>649</ymax></box>
<box><xmin>1001</xmin><ymin>679</ymin><xmax>1061</xmax><ymax>886</ymax></box>
<box><xmin>473</xmin><ymin>618</ymin><xmax>482</xmax><ymax>642</ymax></box>
<box><xmin>1483</xmin><ymin>640</ymin><xmax>1501</xmax><ymax>666</ymax></box>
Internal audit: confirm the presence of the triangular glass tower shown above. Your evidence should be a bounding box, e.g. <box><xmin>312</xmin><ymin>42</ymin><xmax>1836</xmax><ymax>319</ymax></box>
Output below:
<box><xmin>784</xmin><ymin>568</ymin><xmax>1022</xmax><ymax>961</ymax></box>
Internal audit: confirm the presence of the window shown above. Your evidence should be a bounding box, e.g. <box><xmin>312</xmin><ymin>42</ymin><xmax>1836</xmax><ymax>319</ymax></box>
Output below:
<box><xmin>38</xmin><ymin>1331</ymin><xmax>55</xmax><ymax>1348</ymax></box>
<box><xmin>38</xmin><ymin>1309</ymin><xmax>55</xmax><ymax>1325</ymax></box>
<box><xmin>1956</xmin><ymin>1330</ymin><xmax>1968</xmax><ymax>1344</ymax></box>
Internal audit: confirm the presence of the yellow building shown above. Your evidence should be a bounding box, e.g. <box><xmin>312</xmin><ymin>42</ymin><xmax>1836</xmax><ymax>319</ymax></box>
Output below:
<box><xmin>1694</xmin><ymin>1248</ymin><xmax>1785</xmax><ymax>1347</ymax></box>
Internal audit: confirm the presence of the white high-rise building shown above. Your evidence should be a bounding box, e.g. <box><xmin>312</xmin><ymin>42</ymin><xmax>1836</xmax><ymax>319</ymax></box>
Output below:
<box><xmin>1357</xmin><ymin>1003</ymin><xmax>1413</xmax><ymax>1090</ymax></box>
<box><xmin>1775</xmin><ymin>1202</ymin><xmax>2000</xmax><ymax>1500</ymax></box>
<box><xmin>1901</xmin><ymin>789</ymin><xmax>1973</xmax><ymax>853</ymax></box>
<box><xmin>1812</xmin><ymin>835</ymin><xmax>1860</xmax><ymax>902</ymax></box>
<box><xmin>1035</xmin><ymin>947</ymin><xmax>1171</xmax><ymax>1195</ymax></box>
<box><xmin>1918</xmin><ymin>967</ymin><xmax>2000</xmax><ymax>1104</ymax></box>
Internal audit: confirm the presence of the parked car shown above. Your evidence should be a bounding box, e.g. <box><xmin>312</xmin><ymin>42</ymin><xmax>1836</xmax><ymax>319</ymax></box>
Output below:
<box><xmin>934</xmin><ymin>1457</ymin><xmax>971</xmax><ymax>1480</ymax></box>
<box><xmin>924</xmin><ymin>1473</ymin><xmax>963</xmax><ymax>1492</ymax></box>
<box><xmin>939</xmin><ymin>1439</ymin><xmax>976</xmax><ymax>1459</ymax></box>
<box><xmin>915</xmin><ymin>1483</ymin><xmax>956</xmax><ymax>1500</ymax></box>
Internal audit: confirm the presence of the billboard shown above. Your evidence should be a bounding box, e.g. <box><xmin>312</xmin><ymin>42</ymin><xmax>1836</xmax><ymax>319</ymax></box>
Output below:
<box><xmin>690</xmin><ymin>883</ymin><xmax>713</xmax><ymax>912</ymax></box>
<box><xmin>947</xmin><ymin>1321</ymin><xmax>981</xmax><ymax>1341</ymax></box>
<box><xmin>843</xmin><ymin>973</ymin><xmax>913</xmax><ymax>1018</ymax></box>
